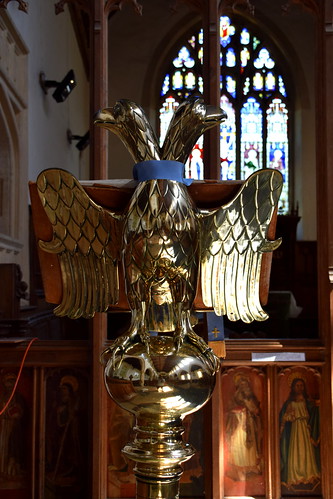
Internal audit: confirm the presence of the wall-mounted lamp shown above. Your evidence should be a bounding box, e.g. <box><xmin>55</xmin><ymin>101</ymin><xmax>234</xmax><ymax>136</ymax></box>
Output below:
<box><xmin>39</xmin><ymin>69</ymin><xmax>76</xmax><ymax>103</ymax></box>
<box><xmin>67</xmin><ymin>130</ymin><xmax>90</xmax><ymax>151</ymax></box>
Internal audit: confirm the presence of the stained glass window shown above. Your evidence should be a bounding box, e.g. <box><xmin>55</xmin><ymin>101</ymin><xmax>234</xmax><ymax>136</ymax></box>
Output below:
<box><xmin>159</xmin><ymin>15</ymin><xmax>290</xmax><ymax>214</ymax></box>
<box><xmin>187</xmin><ymin>138</ymin><xmax>204</xmax><ymax>180</ymax></box>
<box><xmin>220</xmin><ymin>95</ymin><xmax>236</xmax><ymax>179</ymax></box>
<box><xmin>267</xmin><ymin>98</ymin><xmax>289</xmax><ymax>212</ymax></box>
<box><xmin>159</xmin><ymin>29</ymin><xmax>204</xmax><ymax>165</ymax></box>
<box><xmin>241</xmin><ymin>97</ymin><xmax>263</xmax><ymax>179</ymax></box>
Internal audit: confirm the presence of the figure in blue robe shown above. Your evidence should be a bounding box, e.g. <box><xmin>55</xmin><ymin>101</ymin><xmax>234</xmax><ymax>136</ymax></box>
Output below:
<box><xmin>279</xmin><ymin>377</ymin><xmax>320</xmax><ymax>489</ymax></box>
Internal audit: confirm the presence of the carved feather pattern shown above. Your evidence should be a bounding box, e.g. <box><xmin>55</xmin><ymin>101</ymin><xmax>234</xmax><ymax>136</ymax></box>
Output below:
<box><xmin>200</xmin><ymin>168</ymin><xmax>283</xmax><ymax>322</ymax></box>
<box><xmin>95</xmin><ymin>99</ymin><xmax>161</xmax><ymax>162</ymax></box>
<box><xmin>36</xmin><ymin>98</ymin><xmax>282</xmax><ymax>329</ymax></box>
<box><xmin>124</xmin><ymin>178</ymin><xmax>200</xmax><ymax>331</ymax></box>
<box><xmin>36</xmin><ymin>169</ymin><xmax>121</xmax><ymax>318</ymax></box>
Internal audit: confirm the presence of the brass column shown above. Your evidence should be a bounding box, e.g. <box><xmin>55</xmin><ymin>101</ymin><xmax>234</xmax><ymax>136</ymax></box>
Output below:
<box><xmin>102</xmin><ymin>333</ymin><xmax>219</xmax><ymax>499</ymax></box>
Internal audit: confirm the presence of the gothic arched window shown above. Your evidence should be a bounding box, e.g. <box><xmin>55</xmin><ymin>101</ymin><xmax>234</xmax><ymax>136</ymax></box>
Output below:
<box><xmin>159</xmin><ymin>15</ymin><xmax>290</xmax><ymax>214</ymax></box>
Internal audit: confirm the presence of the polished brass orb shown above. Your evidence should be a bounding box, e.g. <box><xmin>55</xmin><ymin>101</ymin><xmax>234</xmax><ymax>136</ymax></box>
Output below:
<box><xmin>102</xmin><ymin>332</ymin><xmax>218</xmax><ymax>499</ymax></box>
<box><xmin>103</xmin><ymin>334</ymin><xmax>216</xmax><ymax>419</ymax></box>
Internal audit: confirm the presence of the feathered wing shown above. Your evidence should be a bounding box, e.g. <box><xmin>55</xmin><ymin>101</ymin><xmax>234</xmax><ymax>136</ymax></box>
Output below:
<box><xmin>36</xmin><ymin>169</ymin><xmax>122</xmax><ymax>319</ymax></box>
<box><xmin>200</xmin><ymin>169</ymin><xmax>283</xmax><ymax>323</ymax></box>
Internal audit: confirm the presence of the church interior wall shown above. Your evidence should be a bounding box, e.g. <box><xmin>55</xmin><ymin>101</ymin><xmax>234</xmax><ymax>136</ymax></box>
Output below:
<box><xmin>0</xmin><ymin>2</ymin><xmax>331</xmax><ymax>497</ymax></box>
<box><xmin>2</xmin><ymin>1</ymin><xmax>90</xmax><ymax>287</ymax></box>
<box><xmin>106</xmin><ymin>1</ymin><xmax>317</xmax><ymax>240</ymax></box>
<box><xmin>107</xmin><ymin>1</ymin><xmax>196</xmax><ymax>179</ymax></box>
<box><xmin>7</xmin><ymin>0</ymin><xmax>90</xmax><ymax>184</ymax></box>
<box><xmin>0</xmin><ymin>10</ymin><xmax>29</xmax><ymax>285</ymax></box>
<box><xmin>0</xmin><ymin>0</ymin><xmax>319</xmax><ymax>308</ymax></box>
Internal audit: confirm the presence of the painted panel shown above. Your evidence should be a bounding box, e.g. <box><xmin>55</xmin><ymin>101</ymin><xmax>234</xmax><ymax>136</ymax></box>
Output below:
<box><xmin>44</xmin><ymin>368</ymin><xmax>89</xmax><ymax>499</ymax></box>
<box><xmin>278</xmin><ymin>366</ymin><xmax>321</xmax><ymax>496</ymax></box>
<box><xmin>0</xmin><ymin>369</ymin><xmax>32</xmax><ymax>499</ymax></box>
<box><xmin>221</xmin><ymin>366</ymin><xmax>266</xmax><ymax>497</ymax></box>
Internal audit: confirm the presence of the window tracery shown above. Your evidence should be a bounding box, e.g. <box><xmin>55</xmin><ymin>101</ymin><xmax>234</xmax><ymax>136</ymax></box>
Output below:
<box><xmin>159</xmin><ymin>14</ymin><xmax>290</xmax><ymax>213</ymax></box>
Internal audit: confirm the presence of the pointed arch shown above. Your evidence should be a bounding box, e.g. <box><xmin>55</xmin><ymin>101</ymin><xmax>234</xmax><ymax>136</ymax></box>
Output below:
<box><xmin>158</xmin><ymin>13</ymin><xmax>293</xmax><ymax>214</ymax></box>
<box><xmin>0</xmin><ymin>12</ymin><xmax>28</xmax><ymax>260</ymax></box>
<box><xmin>0</xmin><ymin>82</ymin><xmax>20</xmax><ymax>238</ymax></box>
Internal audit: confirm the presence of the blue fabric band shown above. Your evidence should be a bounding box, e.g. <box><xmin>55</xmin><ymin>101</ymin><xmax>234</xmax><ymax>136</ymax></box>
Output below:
<box><xmin>133</xmin><ymin>160</ymin><xmax>193</xmax><ymax>186</ymax></box>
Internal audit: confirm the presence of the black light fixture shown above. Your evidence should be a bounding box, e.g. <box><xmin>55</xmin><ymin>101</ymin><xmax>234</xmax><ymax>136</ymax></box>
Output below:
<box><xmin>67</xmin><ymin>130</ymin><xmax>90</xmax><ymax>151</ymax></box>
<box><xmin>39</xmin><ymin>69</ymin><xmax>77</xmax><ymax>103</ymax></box>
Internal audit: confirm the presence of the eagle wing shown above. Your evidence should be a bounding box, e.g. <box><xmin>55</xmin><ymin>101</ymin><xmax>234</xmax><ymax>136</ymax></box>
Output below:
<box><xmin>36</xmin><ymin>169</ymin><xmax>122</xmax><ymax>319</ymax></box>
<box><xmin>200</xmin><ymin>169</ymin><xmax>283</xmax><ymax>323</ymax></box>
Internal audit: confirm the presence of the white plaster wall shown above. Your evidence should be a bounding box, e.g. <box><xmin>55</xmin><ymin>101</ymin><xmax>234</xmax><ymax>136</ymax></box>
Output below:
<box><xmin>0</xmin><ymin>10</ymin><xmax>29</xmax><ymax>288</ymax></box>
<box><xmin>7</xmin><ymin>0</ymin><xmax>90</xmax><ymax>182</ymax></box>
<box><xmin>250</xmin><ymin>1</ymin><xmax>316</xmax><ymax>241</ymax></box>
<box><xmin>3</xmin><ymin>1</ymin><xmax>89</xmax><ymax>293</ymax></box>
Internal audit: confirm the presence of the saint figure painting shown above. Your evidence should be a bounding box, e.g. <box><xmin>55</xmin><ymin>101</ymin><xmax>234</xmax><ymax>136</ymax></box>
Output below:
<box><xmin>279</xmin><ymin>368</ymin><xmax>320</xmax><ymax>495</ymax></box>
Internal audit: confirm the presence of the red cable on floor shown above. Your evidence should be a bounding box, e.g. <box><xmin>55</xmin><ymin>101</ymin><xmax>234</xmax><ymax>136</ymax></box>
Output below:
<box><xmin>0</xmin><ymin>337</ymin><xmax>38</xmax><ymax>416</ymax></box>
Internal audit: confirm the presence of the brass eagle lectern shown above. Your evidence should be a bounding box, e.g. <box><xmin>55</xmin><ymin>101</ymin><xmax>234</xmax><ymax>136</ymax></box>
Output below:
<box><xmin>30</xmin><ymin>96</ymin><xmax>282</xmax><ymax>499</ymax></box>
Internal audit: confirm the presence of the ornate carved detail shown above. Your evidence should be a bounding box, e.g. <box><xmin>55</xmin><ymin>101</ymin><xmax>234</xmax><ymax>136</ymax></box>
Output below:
<box><xmin>0</xmin><ymin>234</ymin><xmax>23</xmax><ymax>255</ymax></box>
<box><xmin>0</xmin><ymin>0</ymin><xmax>28</xmax><ymax>13</ymax></box>
<box><xmin>105</xmin><ymin>0</ymin><xmax>142</xmax><ymax>16</ymax></box>
<box><xmin>54</xmin><ymin>0</ymin><xmax>89</xmax><ymax>15</ymax></box>
<box><xmin>55</xmin><ymin>0</ymin><xmax>143</xmax><ymax>16</ymax></box>
<box><xmin>35</xmin><ymin>98</ymin><xmax>282</xmax><ymax>326</ymax></box>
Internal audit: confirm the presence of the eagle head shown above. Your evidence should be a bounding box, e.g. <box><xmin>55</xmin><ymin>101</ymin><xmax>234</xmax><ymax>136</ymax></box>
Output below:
<box><xmin>94</xmin><ymin>99</ymin><xmax>160</xmax><ymax>162</ymax></box>
<box><xmin>94</xmin><ymin>99</ymin><xmax>142</xmax><ymax>128</ymax></box>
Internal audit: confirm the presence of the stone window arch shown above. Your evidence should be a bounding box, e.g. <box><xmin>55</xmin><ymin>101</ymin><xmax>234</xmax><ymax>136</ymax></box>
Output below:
<box><xmin>159</xmin><ymin>14</ymin><xmax>292</xmax><ymax>214</ymax></box>
<box><xmin>0</xmin><ymin>12</ymin><xmax>28</xmax><ymax>260</ymax></box>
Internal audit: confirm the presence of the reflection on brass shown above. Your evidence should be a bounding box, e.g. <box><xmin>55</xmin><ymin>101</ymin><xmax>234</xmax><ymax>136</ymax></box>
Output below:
<box><xmin>101</xmin><ymin>334</ymin><xmax>217</xmax><ymax>498</ymax></box>
<box><xmin>36</xmin><ymin>169</ymin><xmax>121</xmax><ymax>318</ymax></box>
<box><xmin>35</xmin><ymin>96</ymin><xmax>282</xmax><ymax>499</ymax></box>
<box><xmin>200</xmin><ymin>170</ymin><xmax>282</xmax><ymax>322</ymax></box>
<box><xmin>37</xmin><ymin>98</ymin><xmax>282</xmax><ymax>327</ymax></box>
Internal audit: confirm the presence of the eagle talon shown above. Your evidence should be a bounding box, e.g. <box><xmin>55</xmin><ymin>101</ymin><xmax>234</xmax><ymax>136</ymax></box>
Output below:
<box><xmin>139</xmin><ymin>329</ymin><xmax>151</xmax><ymax>352</ymax></box>
<box><xmin>173</xmin><ymin>329</ymin><xmax>185</xmax><ymax>352</ymax></box>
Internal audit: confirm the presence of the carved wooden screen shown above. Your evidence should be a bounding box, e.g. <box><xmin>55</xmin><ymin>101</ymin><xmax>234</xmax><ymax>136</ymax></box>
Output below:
<box><xmin>0</xmin><ymin>342</ymin><xmax>91</xmax><ymax>499</ymax></box>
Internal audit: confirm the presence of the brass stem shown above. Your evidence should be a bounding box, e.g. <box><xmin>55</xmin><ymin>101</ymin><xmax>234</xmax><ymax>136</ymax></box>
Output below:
<box><xmin>123</xmin><ymin>417</ymin><xmax>195</xmax><ymax>499</ymax></box>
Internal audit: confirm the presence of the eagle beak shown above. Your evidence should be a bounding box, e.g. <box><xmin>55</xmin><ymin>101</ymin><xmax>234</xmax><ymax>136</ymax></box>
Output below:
<box><xmin>205</xmin><ymin>105</ymin><xmax>228</xmax><ymax>124</ymax></box>
<box><xmin>93</xmin><ymin>108</ymin><xmax>116</xmax><ymax>126</ymax></box>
